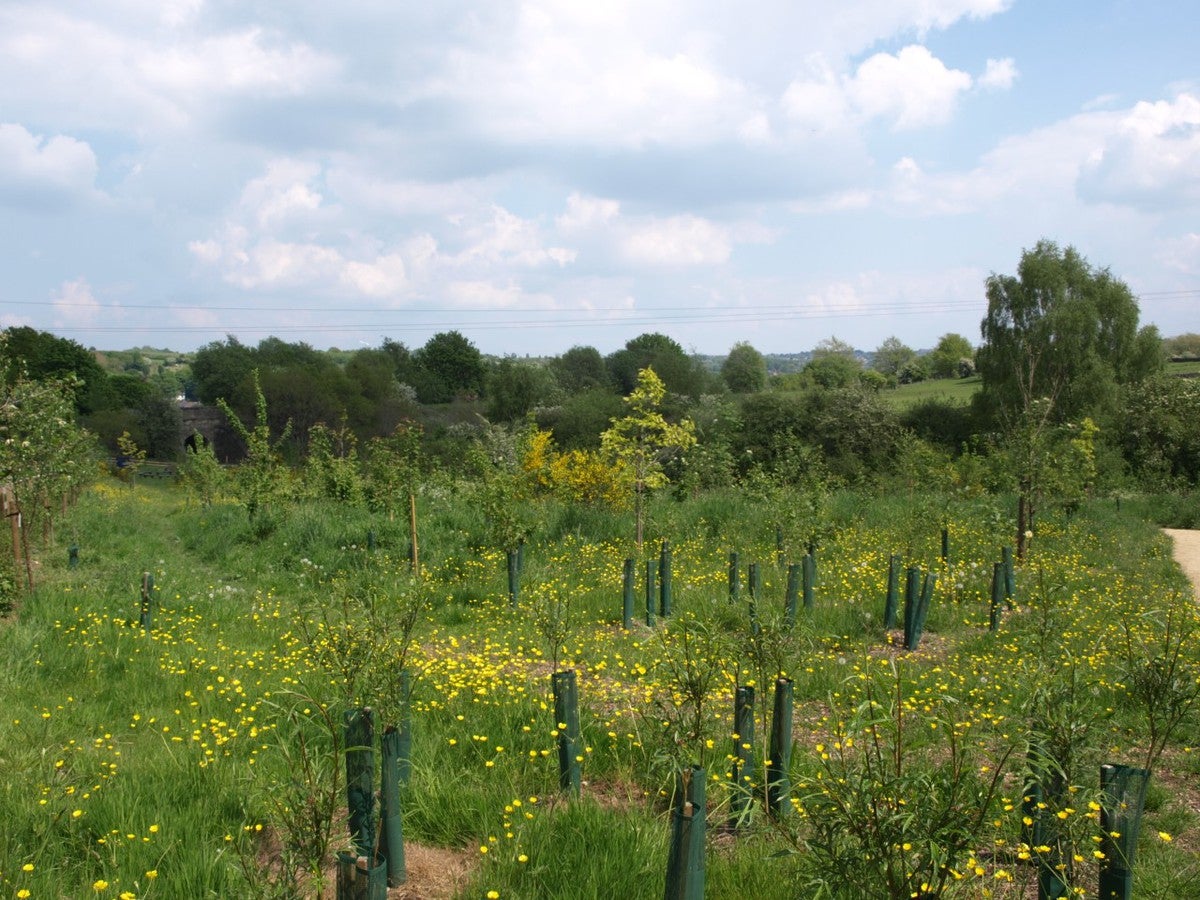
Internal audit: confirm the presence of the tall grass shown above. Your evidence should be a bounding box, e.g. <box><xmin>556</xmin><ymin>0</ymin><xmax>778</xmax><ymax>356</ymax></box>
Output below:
<box><xmin>1</xmin><ymin>478</ymin><xmax>1198</xmax><ymax>898</ymax></box>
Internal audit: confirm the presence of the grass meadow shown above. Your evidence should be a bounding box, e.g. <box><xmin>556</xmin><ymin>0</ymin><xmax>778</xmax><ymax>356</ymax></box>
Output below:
<box><xmin>3</xmin><ymin>478</ymin><xmax>1200</xmax><ymax>898</ymax></box>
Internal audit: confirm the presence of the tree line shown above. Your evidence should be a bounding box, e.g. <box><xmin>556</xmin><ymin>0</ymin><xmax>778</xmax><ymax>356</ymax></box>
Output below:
<box><xmin>2</xmin><ymin>240</ymin><xmax>1197</xmax><ymax>503</ymax></box>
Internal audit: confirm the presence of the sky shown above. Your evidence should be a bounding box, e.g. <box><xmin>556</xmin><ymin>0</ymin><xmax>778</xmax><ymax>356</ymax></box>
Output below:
<box><xmin>1</xmin><ymin>0</ymin><xmax>1197</xmax><ymax>358</ymax></box>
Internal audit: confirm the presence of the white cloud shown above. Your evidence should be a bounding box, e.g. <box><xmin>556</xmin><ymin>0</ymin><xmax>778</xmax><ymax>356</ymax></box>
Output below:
<box><xmin>449</xmin><ymin>206</ymin><xmax>576</xmax><ymax>269</ymax></box>
<box><xmin>0</xmin><ymin>123</ymin><xmax>99</xmax><ymax>206</ymax></box>
<box><xmin>440</xmin><ymin>2</ymin><xmax>764</xmax><ymax>148</ymax></box>
<box><xmin>619</xmin><ymin>215</ymin><xmax>733</xmax><ymax>266</ymax></box>
<box><xmin>341</xmin><ymin>254</ymin><xmax>408</xmax><ymax>298</ymax></box>
<box><xmin>1077</xmin><ymin>93</ymin><xmax>1200</xmax><ymax>210</ymax></box>
<box><xmin>237</xmin><ymin>159</ymin><xmax>327</xmax><ymax>230</ymax></box>
<box><xmin>978</xmin><ymin>57</ymin><xmax>1017</xmax><ymax>91</ymax></box>
<box><xmin>556</xmin><ymin>193</ymin><xmax>621</xmax><ymax>231</ymax></box>
<box><xmin>191</xmin><ymin>161</ymin><xmax>577</xmax><ymax>301</ymax></box>
<box><xmin>51</xmin><ymin>277</ymin><xmax>103</xmax><ymax>326</ymax></box>
<box><xmin>848</xmin><ymin>45</ymin><xmax>973</xmax><ymax>129</ymax></box>
<box><xmin>0</xmin><ymin>8</ymin><xmax>338</xmax><ymax>134</ymax></box>
<box><xmin>782</xmin><ymin>45</ymin><xmax>973</xmax><ymax>132</ymax></box>
<box><xmin>144</xmin><ymin>28</ymin><xmax>340</xmax><ymax>98</ymax></box>
<box><xmin>1156</xmin><ymin>233</ymin><xmax>1200</xmax><ymax>274</ymax></box>
<box><xmin>553</xmin><ymin>191</ymin><xmax>776</xmax><ymax>269</ymax></box>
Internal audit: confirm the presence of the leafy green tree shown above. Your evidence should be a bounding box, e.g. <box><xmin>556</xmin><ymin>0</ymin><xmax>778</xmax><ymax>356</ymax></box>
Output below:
<box><xmin>977</xmin><ymin>240</ymin><xmax>1162</xmax><ymax>428</ymax></box>
<box><xmin>114</xmin><ymin>431</ymin><xmax>146</xmax><ymax>482</ymax></box>
<box><xmin>415</xmin><ymin>331</ymin><xmax>485</xmax><ymax>402</ymax></box>
<box><xmin>1121</xmin><ymin>375</ymin><xmax>1200</xmax><ymax>487</ymax></box>
<box><xmin>537</xmin><ymin>387</ymin><xmax>625</xmax><ymax>450</ymax></box>
<box><xmin>600</xmin><ymin>368</ymin><xmax>696</xmax><ymax>550</ymax></box>
<box><xmin>926</xmin><ymin>333</ymin><xmax>975</xmax><ymax>379</ymax></box>
<box><xmin>191</xmin><ymin>335</ymin><xmax>257</xmax><ymax>405</ymax></box>
<box><xmin>803</xmin><ymin>337</ymin><xmax>862</xmax><ymax>388</ymax></box>
<box><xmin>179</xmin><ymin>432</ymin><xmax>225</xmax><ymax>507</ymax></box>
<box><xmin>304</xmin><ymin>420</ymin><xmax>364</xmax><ymax>505</ymax></box>
<box><xmin>137</xmin><ymin>391</ymin><xmax>183</xmax><ymax>461</ymax></box>
<box><xmin>872</xmin><ymin>337</ymin><xmax>917</xmax><ymax>380</ymax></box>
<box><xmin>365</xmin><ymin>422</ymin><xmax>424</xmax><ymax>571</ymax></box>
<box><xmin>0</xmin><ymin>364</ymin><xmax>95</xmax><ymax>588</ymax></box>
<box><xmin>1163</xmin><ymin>333</ymin><xmax>1200</xmax><ymax>360</ymax></box>
<box><xmin>218</xmin><ymin>371</ymin><xmax>292</xmax><ymax>521</ymax></box>
<box><xmin>606</xmin><ymin>333</ymin><xmax>712</xmax><ymax>398</ymax></box>
<box><xmin>1</xmin><ymin>326</ymin><xmax>111</xmax><ymax>414</ymax></box>
<box><xmin>721</xmin><ymin>341</ymin><xmax>768</xmax><ymax>394</ymax></box>
<box><xmin>344</xmin><ymin>347</ymin><xmax>418</xmax><ymax>437</ymax></box>
<box><xmin>549</xmin><ymin>346</ymin><xmax>608</xmax><ymax>394</ymax></box>
<box><xmin>486</xmin><ymin>358</ymin><xmax>560</xmax><ymax>423</ymax></box>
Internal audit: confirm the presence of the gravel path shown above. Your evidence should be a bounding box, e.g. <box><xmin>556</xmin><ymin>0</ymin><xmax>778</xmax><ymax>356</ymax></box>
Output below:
<box><xmin>1165</xmin><ymin>529</ymin><xmax>1200</xmax><ymax>600</ymax></box>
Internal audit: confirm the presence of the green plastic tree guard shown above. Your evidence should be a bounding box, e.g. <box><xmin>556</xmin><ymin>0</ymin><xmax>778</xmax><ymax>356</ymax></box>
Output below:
<box><xmin>941</xmin><ymin>526</ymin><xmax>949</xmax><ymax>562</ymax></box>
<box><xmin>884</xmin><ymin>554</ymin><xmax>900</xmax><ymax>630</ymax></box>
<box><xmin>659</xmin><ymin>540</ymin><xmax>673</xmax><ymax>618</ymax></box>
<box><xmin>139</xmin><ymin>572</ymin><xmax>154</xmax><ymax>629</ymax></box>
<box><xmin>912</xmin><ymin>571</ymin><xmax>936</xmax><ymax>645</ymax></box>
<box><xmin>396</xmin><ymin>670</ymin><xmax>412</xmax><ymax>787</ymax></box>
<box><xmin>68</xmin><ymin>543</ymin><xmax>79</xmax><ymax>568</ymax></box>
<box><xmin>784</xmin><ymin>563</ymin><xmax>800</xmax><ymax>628</ymax></box>
<box><xmin>748</xmin><ymin>561</ymin><xmax>761</xmax><ymax>600</ymax></box>
<box><xmin>664</xmin><ymin>764</ymin><xmax>706</xmax><ymax>900</ymax></box>
<box><xmin>622</xmin><ymin>558</ymin><xmax>635</xmax><ymax>629</ymax></box>
<box><xmin>517</xmin><ymin>538</ymin><xmax>525</xmax><ymax>574</ymax></box>
<box><xmin>990</xmin><ymin>562</ymin><xmax>1004</xmax><ymax>632</ymax></box>
<box><xmin>802</xmin><ymin>552</ymin><xmax>815</xmax><ymax>611</ymax></box>
<box><xmin>380</xmin><ymin>727</ymin><xmax>407</xmax><ymax>887</ymax></box>
<box><xmin>344</xmin><ymin>708</ymin><xmax>377</xmax><ymax>860</ymax></box>
<box><xmin>766</xmin><ymin>677</ymin><xmax>794</xmax><ymax>818</ymax></box>
<box><xmin>507</xmin><ymin>550</ymin><xmax>519</xmax><ymax>608</ymax></box>
<box><xmin>1025</xmin><ymin>733</ymin><xmax>1068</xmax><ymax>900</ymax></box>
<box><xmin>552</xmin><ymin>670</ymin><xmax>581</xmax><ymax>795</ymax></box>
<box><xmin>728</xmin><ymin>551</ymin><xmax>740</xmax><ymax>604</ymax></box>
<box><xmin>730</xmin><ymin>685</ymin><xmax>756</xmax><ymax>828</ymax></box>
<box><xmin>747</xmin><ymin>562</ymin><xmax>761</xmax><ymax>636</ymax></box>
<box><xmin>336</xmin><ymin>851</ymin><xmax>387</xmax><ymax>900</ymax></box>
<box><xmin>646</xmin><ymin>559</ymin><xmax>657</xmax><ymax>627</ymax></box>
<box><xmin>902</xmin><ymin>566</ymin><xmax>920</xmax><ymax>648</ymax></box>
<box><xmin>367</xmin><ymin>530</ymin><xmax>376</xmax><ymax>552</ymax></box>
<box><xmin>1002</xmin><ymin>545</ymin><xmax>1015</xmax><ymax>601</ymax></box>
<box><xmin>1099</xmin><ymin>763</ymin><xmax>1151</xmax><ymax>900</ymax></box>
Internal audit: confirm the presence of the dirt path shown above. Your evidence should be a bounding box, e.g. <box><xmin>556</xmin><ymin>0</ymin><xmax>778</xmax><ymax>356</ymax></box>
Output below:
<box><xmin>1165</xmin><ymin>529</ymin><xmax>1200</xmax><ymax>600</ymax></box>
